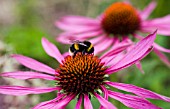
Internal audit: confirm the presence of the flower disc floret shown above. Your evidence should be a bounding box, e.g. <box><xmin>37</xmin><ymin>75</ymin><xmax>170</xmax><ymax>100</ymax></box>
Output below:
<box><xmin>56</xmin><ymin>53</ymin><xmax>107</xmax><ymax>94</ymax></box>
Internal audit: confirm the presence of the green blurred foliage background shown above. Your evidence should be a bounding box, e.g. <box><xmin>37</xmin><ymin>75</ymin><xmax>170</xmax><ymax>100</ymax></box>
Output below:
<box><xmin>0</xmin><ymin>0</ymin><xmax>170</xmax><ymax>108</ymax></box>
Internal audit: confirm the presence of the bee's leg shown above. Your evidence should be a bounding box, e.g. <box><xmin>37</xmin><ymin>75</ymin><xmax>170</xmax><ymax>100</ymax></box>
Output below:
<box><xmin>73</xmin><ymin>51</ymin><xmax>77</xmax><ymax>58</ymax></box>
<box><xmin>82</xmin><ymin>50</ymin><xmax>86</xmax><ymax>55</ymax></box>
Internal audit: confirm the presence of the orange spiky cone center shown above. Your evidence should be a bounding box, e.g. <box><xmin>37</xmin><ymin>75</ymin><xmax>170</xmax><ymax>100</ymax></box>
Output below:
<box><xmin>56</xmin><ymin>53</ymin><xmax>107</xmax><ymax>94</ymax></box>
<box><xmin>101</xmin><ymin>2</ymin><xmax>141</xmax><ymax>35</ymax></box>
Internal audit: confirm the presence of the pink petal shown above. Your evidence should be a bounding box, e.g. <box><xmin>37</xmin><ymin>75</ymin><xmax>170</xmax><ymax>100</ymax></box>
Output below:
<box><xmin>24</xmin><ymin>93</ymin><xmax>74</xmax><ymax>109</ymax></box>
<box><xmin>99</xmin><ymin>85</ymin><xmax>108</xmax><ymax>109</ymax></box>
<box><xmin>99</xmin><ymin>85</ymin><xmax>109</xmax><ymax>109</ymax></box>
<box><xmin>153</xmin><ymin>48</ymin><xmax>170</xmax><ymax>67</ymax></box>
<box><xmin>106</xmin><ymin>31</ymin><xmax>156</xmax><ymax>74</ymax></box>
<box><xmin>56</xmin><ymin>15</ymin><xmax>99</xmax><ymax>25</ymax></box>
<box><xmin>145</xmin><ymin>28</ymin><xmax>170</xmax><ymax>36</ymax></box>
<box><xmin>94</xmin><ymin>92</ymin><xmax>117</xmax><ymax>109</ymax></box>
<box><xmin>33</xmin><ymin>94</ymin><xmax>75</xmax><ymax>109</ymax></box>
<box><xmin>0</xmin><ymin>86</ymin><xmax>60</xmax><ymax>95</ymax></box>
<box><xmin>134</xmin><ymin>33</ymin><xmax>170</xmax><ymax>66</ymax></box>
<box><xmin>89</xmin><ymin>35</ymin><xmax>106</xmax><ymax>45</ymax></box>
<box><xmin>101</xmin><ymin>55</ymin><xmax>119</xmax><ymax>66</ymax></box>
<box><xmin>33</xmin><ymin>94</ymin><xmax>65</xmax><ymax>109</ymax></box>
<box><xmin>105</xmin><ymin>81</ymin><xmax>170</xmax><ymax>102</ymax></box>
<box><xmin>153</xmin><ymin>43</ymin><xmax>170</xmax><ymax>53</ymax></box>
<box><xmin>94</xmin><ymin>37</ymin><xmax>114</xmax><ymax>54</ymax></box>
<box><xmin>143</xmin><ymin>15</ymin><xmax>170</xmax><ymax>25</ymax></box>
<box><xmin>134</xmin><ymin>33</ymin><xmax>170</xmax><ymax>53</ymax></box>
<box><xmin>73</xmin><ymin>30</ymin><xmax>103</xmax><ymax>39</ymax></box>
<box><xmin>0</xmin><ymin>71</ymin><xmax>55</xmax><ymax>80</ymax></box>
<box><xmin>42</xmin><ymin>38</ymin><xmax>64</xmax><ymax>64</ymax></box>
<box><xmin>12</xmin><ymin>54</ymin><xmax>55</xmax><ymax>75</ymax></box>
<box><xmin>108</xmin><ymin>90</ymin><xmax>161</xmax><ymax>109</ymax></box>
<box><xmin>56</xmin><ymin>31</ymin><xmax>99</xmax><ymax>44</ymax></box>
<box><xmin>100</xmin><ymin>39</ymin><xmax>130</xmax><ymax>65</ymax></box>
<box><xmin>100</xmin><ymin>85</ymin><xmax>108</xmax><ymax>100</ymax></box>
<box><xmin>62</xmin><ymin>52</ymin><xmax>70</xmax><ymax>58</ymax></box>
<box><xmin>56</xmin><ymin>20</ymin><xmax>100</xmax><ymax>32</ymax></box>
<box><xmin>141</xmin><ymin>15</ymin><xmax>170</xmax><ymax>36</ymax></box>
<box><xmin>52</xmin><ymin>94</ymin><xmax>76</xmax><ymax>109</ymax></box>
<box><xmin>56</xmin><ymin>32</ymin><xmax>74</xmax><ymax>44</ymax></box>
<box><xmin>140</xmin><ymin>1</ymin><xmax>157</xmax><ymax>20</ymax></box>
<box><xmin>84</xmin><ymin>94</ymin><xmax>93</xmax><ymax>109</ymax></box>
<box><xmin>107</xmin><ymin>47</ymin><xmax>152</xmax><ymax>71</ymax></box>
<box><xmin>100</xmin><ymin>41</ymin><xmax>132</xmax><ymax>60</ymax></box>
<box><xmin>135</xmin><ymin>61</ymin><xmax>145</xmax><ymax>74</ymax></box>
<box><xmin>75</xmin><ymin>95</ymin><xmax>82</xmax><ymax>109</ymax></box>
<box><xmin>141</xmin><ymin>24</ymin><xmax>170</xmax><ymax>36</ymax></box>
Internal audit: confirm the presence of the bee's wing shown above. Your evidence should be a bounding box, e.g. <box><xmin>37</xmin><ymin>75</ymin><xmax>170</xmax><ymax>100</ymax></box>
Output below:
<box><xmin>70</xmin><ymin>40</ymin><xmax>88</xmax><ymax>47</ymax></box>
<box><xmin>69</xmin><ymin>40</ymin><xmax>81</xmax><ymax>44</ymax></box>
<box><xmin>79</xmin><ymin>42</ymin><xmax>87</xmax><ymax>47</ymax></box>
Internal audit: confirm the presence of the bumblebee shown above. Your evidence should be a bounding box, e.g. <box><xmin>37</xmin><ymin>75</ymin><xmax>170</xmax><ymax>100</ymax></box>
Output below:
<box><xmin>69</xmin><ymin>40</ymin><xmax>94</xmax><ymax>57</ymax></box>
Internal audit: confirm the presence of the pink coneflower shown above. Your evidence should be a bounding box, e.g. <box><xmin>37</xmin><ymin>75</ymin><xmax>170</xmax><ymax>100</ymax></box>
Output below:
<box><xmin>56</xmin><ymin>1</ymin><xmax>170</xmax><ymax>67</ymax></box>
<box><xmin>0</xmin><ymin>32</ymin><xmax>170</xmax><ymax>109</ymax></box>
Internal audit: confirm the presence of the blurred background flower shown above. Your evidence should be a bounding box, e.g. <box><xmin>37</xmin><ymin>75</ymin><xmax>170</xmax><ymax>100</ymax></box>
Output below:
<box><xmin>0</xmin><ymin>0</ymin><xmax>170</xmax><ymax>109</ymax></box>
<box><xmin>55</xmin><ymin>1</ymin><xmax>170</xmax><ymax>67</ymax></box>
